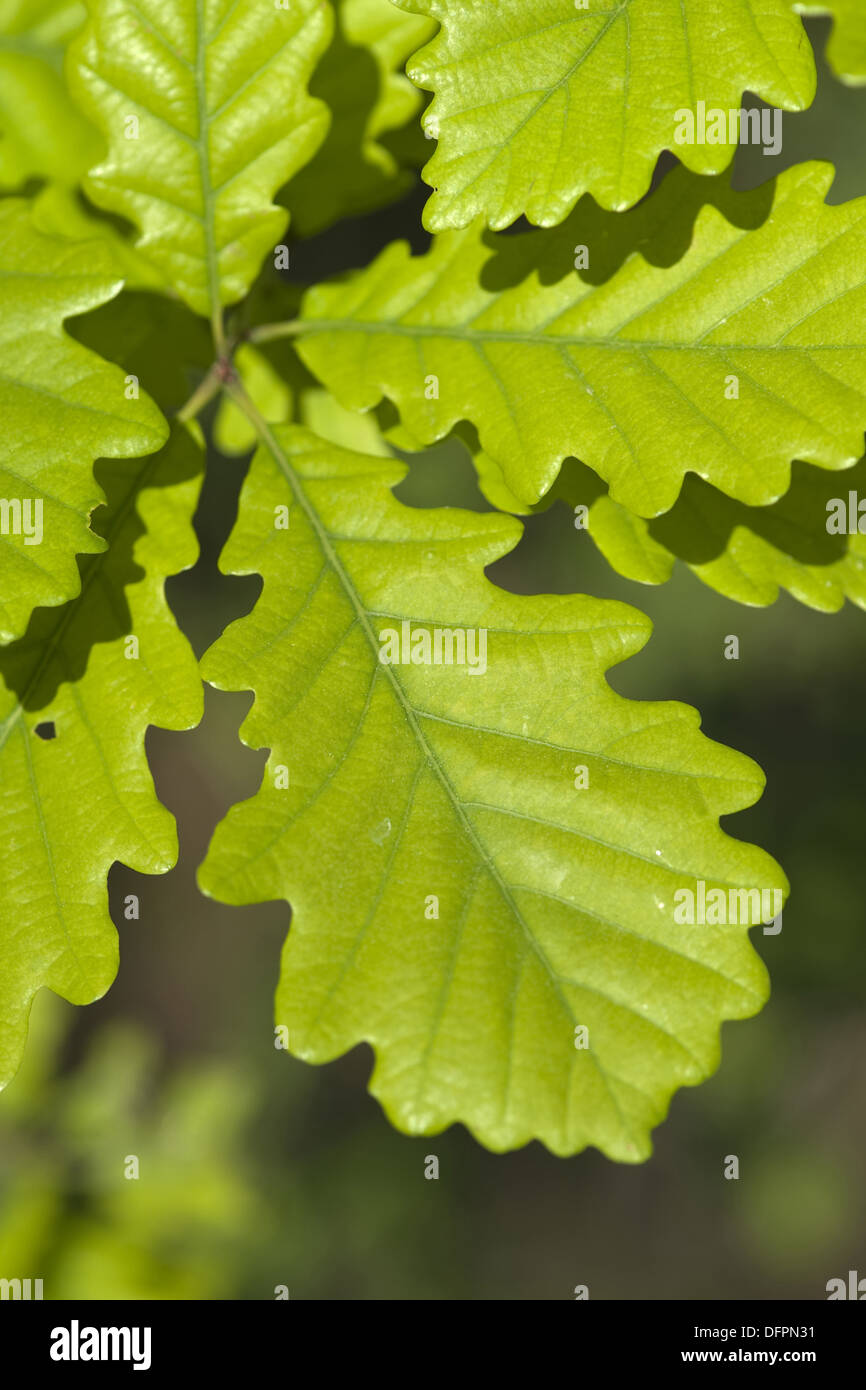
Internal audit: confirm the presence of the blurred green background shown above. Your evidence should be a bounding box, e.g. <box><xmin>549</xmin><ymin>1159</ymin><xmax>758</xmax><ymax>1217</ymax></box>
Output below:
<box><xmin>0</xmin><ymin>18</ymin><xmax>864</xmax><ymax>1300</ymax></box>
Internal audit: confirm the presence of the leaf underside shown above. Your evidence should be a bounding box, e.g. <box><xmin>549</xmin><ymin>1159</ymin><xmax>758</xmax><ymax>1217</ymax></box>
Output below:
<box><xmin>199</xmin><ymin>425</ymin><xmax>785</xmax><ymax>1160</ymax></box>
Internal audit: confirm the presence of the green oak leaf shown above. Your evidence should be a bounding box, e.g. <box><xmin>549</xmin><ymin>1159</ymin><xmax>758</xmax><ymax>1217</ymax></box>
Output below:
<box><xmin>68</xmin><ymin>288</ymin><xmax>214</xmax><ymax>417</ymax></box>
<box><xmin>67</xmin><ymin>0</ymin><xmax>333</xmax><ymax>318</ymax></box>
<box><xmin>640</xmin><ymin>461</ymin><xmax>866</xmax><ymax>609</ymax></box>
<box><xmin>0</xmin><ymin>200</ymin><xmax>167</xmax><ymax>645</ymax></box>
<box><xmin>0</xmin><ymin>423</ymin><xmax>204</xmax><ymax>1089</ymax></box>
<box><xmin>798</xmin><ymin>3</ymin><xmax>866</xmax><ymax>84</ymax></box>
<box><xmin>477</xmin><ymin>446</ymin><xmax>866</xmax><ymax>613</ymax></box>
<box><xmin>29</xmin><ymin>185</ymin><xmax>168</xmax><ymax>291</ymax></box>
<box><xmin>392</xmin><ymin>0</ymin><xmax>816</xmax><ymax>229</ymax></box>
<box><xmin>294</xmin><ymin>161</ymin><xmax>866</xmax><ymax>515</ymax></box>
<box><xmin>198</xmin><ymin>424</ymin><xmax>785</xmax><ymax>1160</ymax></box>
<box><xmin>301</xmin><ymin>385</ymin><xmax>392</xmax><ymax>457</ymax></box>
<box><xmin>282</xmin><ymin>0</ymin><xmax>435</xmax><ymax>237</ymax></box>
<box><xmin>0</xmin><ymin>0</ymin><xmax>101</xmax><ymax>188</ymax></box>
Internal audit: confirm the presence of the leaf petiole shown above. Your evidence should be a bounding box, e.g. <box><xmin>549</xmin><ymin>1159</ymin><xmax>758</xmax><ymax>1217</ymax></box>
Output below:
<box><xmin>246</xmin><ymin>320</ymin><xmax>304</xmax><ymax>345</ymax></box>
<box><xmin>176</xmin><ymin>366</ymin><xmax>223</xmax><ymax>422</ymax></box>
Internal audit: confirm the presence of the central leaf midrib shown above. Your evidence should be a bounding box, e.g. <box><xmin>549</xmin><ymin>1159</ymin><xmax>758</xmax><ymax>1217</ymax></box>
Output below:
<box><xmin>194</xmin><ymin>0</ymin><xmax>221</xmax><ymax>325</ymax></box>
<box><xmin>295</xmin><ymin>318</ymin><xmax>861</xmax><ymax>352</ymax></box>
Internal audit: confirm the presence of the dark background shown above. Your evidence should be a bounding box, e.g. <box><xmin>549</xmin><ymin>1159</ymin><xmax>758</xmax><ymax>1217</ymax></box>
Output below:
<box><xmin>0</xmin><ymin>18</ymin><xmax>863</xmax><ymax>1300</ymax></box>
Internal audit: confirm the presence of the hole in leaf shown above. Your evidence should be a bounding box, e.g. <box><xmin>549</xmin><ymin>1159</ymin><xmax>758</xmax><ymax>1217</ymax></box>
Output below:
<box><xmin>34</xmin><ymin>721</ymin><xmax>56</xmax><ymax>740</ymax></box>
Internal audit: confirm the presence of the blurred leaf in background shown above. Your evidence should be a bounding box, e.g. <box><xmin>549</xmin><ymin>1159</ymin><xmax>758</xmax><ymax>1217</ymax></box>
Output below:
<box><xmin>0</xmin><ymin>994</ymin><xmax>259</xmax><ymax>1298</ymax></box>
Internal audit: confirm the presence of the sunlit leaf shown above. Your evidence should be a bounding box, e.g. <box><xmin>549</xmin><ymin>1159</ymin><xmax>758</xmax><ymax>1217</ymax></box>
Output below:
<box><xmin>295</xmin><ymin>162</ymin><xmax>866</xmax><ymax>514</ymax></box>
<box><xmin>199</xmin><ymin>424</ymin><xmax>784</xmax><ymax>1160</ymax></box>
<box><xmin>67</xmin><ymin>0</ymin><xmax>333</xmax><ymax>316</ymax></box>
<box><xmin>393</xmin><ymin>0</ymin><xmax>816</xmax><ymax>228</ymax></box>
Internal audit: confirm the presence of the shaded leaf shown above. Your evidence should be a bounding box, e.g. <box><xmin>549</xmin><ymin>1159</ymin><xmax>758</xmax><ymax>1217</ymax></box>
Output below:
<box><xmin>283</xmin><ymin>0</ymin><xmax>435</xmax><ymax>236</ymax></box>
<box><xmin>0</xmin><ymin>200</ymin><xmax>167</xmax><ymax>644</ymax></box>
<box><xmin>0</xmin><ymin>0</ymin><xmax>100</xmax><ymax>188</ymax></box>
<box><xmin>799</xmin><ymin>2</ymin><xmax>866</xmax><ymax>84</ymax></box>
<box><xmin>478</xmin><ymin>446</ymin><xmax>866</xmax><ymax>612</ymax></box>
<box><xmin>212</xmin><ymin>345</ymin><xmax>393</xmax><ymax>459</ymax></box>
<box><xmin>70</xmin><ymin>286</ymin><xmax>214</xmax><ymax>418</ymax></box>
<box><xmin>29</xmin><ymin>184</ymin><xmax>167</xmax><ymax>290</ymax></box>
<box><xmin>0</xmin><ymin>424</ymin><xmax>204</xmax><ymax>1089</ymax></box>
